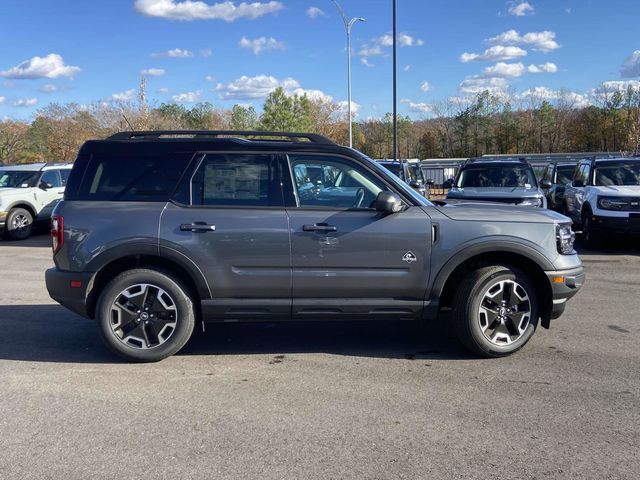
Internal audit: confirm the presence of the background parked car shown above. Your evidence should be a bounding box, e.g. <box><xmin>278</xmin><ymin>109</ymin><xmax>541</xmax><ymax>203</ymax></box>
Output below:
<box><xmin>447</xmin><ymin>157</ymin><xmax>547</xmax><ymax>207</ymax></box>
<box><xmin>541</xmin><ymin>160</ymin><xmax>579</xmax><ymax>212</ymax></box>
<box><xmin>563</xmin><ymin>157</ymin><xmax>640</xmax><ymax>247</ymax></box>
<box><xmin>376</xmin><ymin>160</ymin><xmax>426</xmax><ymax>196</ymax></box>
<box><xmin>0</xmin><ymin>163</ymin><xmax>72</xmax><ymax>240</ymax></box>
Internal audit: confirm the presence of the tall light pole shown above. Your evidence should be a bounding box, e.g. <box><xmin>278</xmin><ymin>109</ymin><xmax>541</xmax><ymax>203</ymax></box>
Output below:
<box><xmin>392</xmin><ymin>0</ymin><xmax>399</xmax><ymax>167</ymax></box>
<box><xmin>331</xmin><ymin>0</ymin><xmax>364</xmax><ymax>148</ymax></box>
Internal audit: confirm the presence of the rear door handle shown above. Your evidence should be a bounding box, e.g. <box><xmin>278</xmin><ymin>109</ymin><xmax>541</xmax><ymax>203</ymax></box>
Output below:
<box><xmin>180</xmin><ymin>222</ymin><xmax>216</xmax><ymax>233</ymax></box>
<box><xmin>303</xmin><ymin>223</ymin><xmax>337</xmax><ymax>233</ymax></box>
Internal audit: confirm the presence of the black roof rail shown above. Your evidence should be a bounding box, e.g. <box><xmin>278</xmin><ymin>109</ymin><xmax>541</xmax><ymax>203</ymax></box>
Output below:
<box><xmin>106</xmin><ymin>130</ymin><xmax>336</xmax><ymax>145</ymax></box>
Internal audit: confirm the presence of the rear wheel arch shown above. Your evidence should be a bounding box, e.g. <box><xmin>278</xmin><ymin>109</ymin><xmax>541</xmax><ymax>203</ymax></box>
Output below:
<box><xmin>435</xmin><ymin>248</ymin><xmax>553</xmax><ymax>327</ymax></box>
<box><xmin>86</xmin><ymin>254</ymin><xmax>206</xmax><ymax>319</ymax></box>
<box><xmin>8</xmin><ymin>202</ymin><xmax>38</xmax><ymax>219</ymax></box>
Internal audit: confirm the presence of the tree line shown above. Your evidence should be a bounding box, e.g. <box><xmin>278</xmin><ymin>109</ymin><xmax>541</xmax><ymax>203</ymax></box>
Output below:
<box><xmin>1</xmin><ymin>82</ymin><xmax>639</xmax><ymax>164</ymax></box>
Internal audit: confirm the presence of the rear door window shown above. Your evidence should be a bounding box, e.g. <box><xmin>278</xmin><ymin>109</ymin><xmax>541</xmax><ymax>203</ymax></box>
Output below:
<box><xmin>76</xmin><ymin>153</ymin><xmax>192</xmax><ymax>201</ymax></box>
<box><xmin>190</xmin><ymin>153</ymin><xmax>284</xmax><ymax>207</ymax></box>
<box><xmin>41</xmin><ymin>170</ymin><xmax>62</xmax><ymax>188</ymax></box>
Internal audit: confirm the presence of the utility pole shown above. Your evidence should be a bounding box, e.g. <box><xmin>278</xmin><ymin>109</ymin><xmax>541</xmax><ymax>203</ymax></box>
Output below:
<box><xmin>392</xmin><ymin>0</ymin><xmax>400</xmax><ymax>176</ymax></box>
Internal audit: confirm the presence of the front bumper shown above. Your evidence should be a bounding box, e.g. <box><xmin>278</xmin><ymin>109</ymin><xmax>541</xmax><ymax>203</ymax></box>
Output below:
<box><xmin>545</xmin><ymin>266</ymin><xmax>586</xmax><ymax>320</ymax></box>
<box><xmin>46</xmin><ymin>268</ymin><xmax>94</xmax><ymax>318</ymax></box>
<box><xmin>591</xmin><ymin>214</ymin><xmax>640</xmax><ymax>234</ymax></box>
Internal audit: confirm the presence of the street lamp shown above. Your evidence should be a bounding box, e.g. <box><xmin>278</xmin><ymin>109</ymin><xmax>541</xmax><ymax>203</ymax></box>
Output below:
<box><xmin>331</xmin><ymin>0</ymin><xmax>365</xmax><ymax>148</ymax></box>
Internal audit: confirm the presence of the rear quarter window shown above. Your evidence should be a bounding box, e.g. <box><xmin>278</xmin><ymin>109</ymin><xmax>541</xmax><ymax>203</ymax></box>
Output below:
<box><xmin>73</xmin><ymin>152</ymin><xmax>193</xmax><ymax>202</ymax></box>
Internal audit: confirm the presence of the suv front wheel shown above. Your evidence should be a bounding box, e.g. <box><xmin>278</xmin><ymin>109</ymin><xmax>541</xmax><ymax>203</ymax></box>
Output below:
<box><xmin>96</xmin><ymin>268</ymin><xmax>195</xmax><ymax>362</ymax></box>
<box><xmin>453</xmin><ymin>265</ymin><xmax>538</xmax><ymax>357</ymax></box>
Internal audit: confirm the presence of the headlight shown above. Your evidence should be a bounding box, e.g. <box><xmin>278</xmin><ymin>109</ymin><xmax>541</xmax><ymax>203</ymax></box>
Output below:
<box><xmin>519</xmin><ymin>198</ymin><xmax>543</xmax><ymax>207</ymax></box>
<box><xmin>556</xmin><ymin>223</ymin><xmax>575</xmax><ymax>255</ymax></box>
<box><xmin>597</xmin><ymin>196</ymin><xmax>629</xmax><ymax>210</ymax></box>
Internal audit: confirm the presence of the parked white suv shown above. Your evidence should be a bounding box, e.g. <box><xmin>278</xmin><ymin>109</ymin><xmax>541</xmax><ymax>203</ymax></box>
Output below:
<box><xmin>563</xmin><ymin>157</ymin><xmax>640</xmax><ymax>247</ymax></box>
<box><xmin>0</xmin><ymin>163</ymin><xmax>72</xmax><ymax>240</ymax></box>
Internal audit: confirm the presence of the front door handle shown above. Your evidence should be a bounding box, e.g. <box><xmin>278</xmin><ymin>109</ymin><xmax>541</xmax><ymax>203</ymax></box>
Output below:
<box><xmin>303</xmin><ymin>223</ymin><xmax>337</xmax><ymax>233</ymax></box>
<box><xmin>180</xmin><ymin>222</ymin><xmax>216</xmax><ymax>233</ymax></box>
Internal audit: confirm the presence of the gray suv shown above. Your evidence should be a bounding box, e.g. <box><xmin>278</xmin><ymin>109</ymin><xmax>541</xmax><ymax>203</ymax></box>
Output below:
<box><xmin>447</xmin><ymin>158</ymin><xmax>548</xmax><ymax>207</ymax></box>
<box><xmin>45</xmin><ymin>131</ymin><xmax>584</xmax><ymax>362</ymax></box>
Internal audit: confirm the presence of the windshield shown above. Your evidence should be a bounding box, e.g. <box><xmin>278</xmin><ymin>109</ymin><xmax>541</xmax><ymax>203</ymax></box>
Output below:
<box><xmin>556</xmin><ymin>165</ymin><xmax>577</xmax><ymax>185</ymax></box>
<box><xmin>411</xmin><ymin>165</ymin><xmax>424</xmax><ymax>182</ymax></box>
<box><xmin>456</xmin><ymin>164</ymin><xmax>537</xmax><ymax>188</ymax></box>
<box><xmin>0</xmin><ymin>170</ymin><xmax>40</xmax><ymax>188</ymax></box>
<box><xmin>595</xmin><ymin>162</ymin><xmax>640</xmax><ymax>186</ymax></box>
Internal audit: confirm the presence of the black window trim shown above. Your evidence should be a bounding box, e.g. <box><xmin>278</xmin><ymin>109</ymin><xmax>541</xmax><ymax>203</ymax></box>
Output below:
<box><xmin>284</xmin><ymin>151</ymin><xmax>411</xmax><ymax>211</ymax></box>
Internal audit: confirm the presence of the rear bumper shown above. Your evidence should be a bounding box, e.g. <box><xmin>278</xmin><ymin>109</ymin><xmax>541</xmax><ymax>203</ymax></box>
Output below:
<box><xmin>545</xmin><ymin>266</ymin><xmax>586</xmax><ymax>319</ymax></box>
<box><xmin>45</xmin><ymin>268</ymin><xmax>94</xmax><ymax>318</ymax></box>
<box><xmin>591</xmin><ymin>215</ymin><xmax>640</xmax><ymax>234</ymax></box>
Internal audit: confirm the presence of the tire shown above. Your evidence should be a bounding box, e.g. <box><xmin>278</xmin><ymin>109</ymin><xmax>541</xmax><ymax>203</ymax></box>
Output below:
<box><xmin>5</xmin><ymin>208</ymin><xmax>34</xmax><ymax>240</ymax></box>
<box><xmin>581</xmin><ymin>212</ymin><xmax>601</xmax><ymax>249</ymax></box>
<box><xmin>96</xmin><ymin>268</ymin><xmax>195</xmax><ymax>362</ymax></box>
<box><xmin>452</xmin><ymin>265</ymin><xmax>538</xmax><ymax>357</ymax></box>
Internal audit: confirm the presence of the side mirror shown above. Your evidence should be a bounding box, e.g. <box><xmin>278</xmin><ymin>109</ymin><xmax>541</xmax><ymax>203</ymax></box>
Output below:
<box><xmin>40</xmin><ymin>181</ymin><xmax>53</xmax><ymax>190</ymax></box>
<box><xmin>442</xmin><ymin>179</ymin><xmax>452</xmax><ymax>189</ymax></box>
<box><xmin>409</xmin><ymin>180</ymin><xmax>422</xmax><ymax>189</ymax></box>
<box><xmin>426</xmin><ymin>179</ymin><xmax>435</xmax><ymax>186</ymax></box>
<box><xmin>374</xmin><ymin>191</ymin><xmax>403</xmax><ymax>214</ymax></box>
<box><xmin>572</xmin><ymin>179</ymin><xmax>584</xmax><ymax>188</ymax></box>
<box><xmin>540</xmin><ymin>179</ymin><xmax>552</xmax><ymax>189</ymax></box>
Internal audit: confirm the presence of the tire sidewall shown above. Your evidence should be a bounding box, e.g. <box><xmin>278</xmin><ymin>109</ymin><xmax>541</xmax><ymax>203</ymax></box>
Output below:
<box><xmin>6</xmin><ymin>208</ymin><xmax>33</xmax><ymax>240</ymax></box>
<box><xmin>96</xmin><ymin>269</ymin><xmax>195</xmax><ymax>362</ymax></box>
<box><xmin>465</xmin><ymin>268</ymin><xmax>538</xmax><ymax>356</ymax></box>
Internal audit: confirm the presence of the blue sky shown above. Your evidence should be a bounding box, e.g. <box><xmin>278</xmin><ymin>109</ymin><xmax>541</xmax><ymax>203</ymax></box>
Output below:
<box><xmin>1</xmin><ymin>0</ymin><xmax>640</xmax><ymax>120</ymax></box>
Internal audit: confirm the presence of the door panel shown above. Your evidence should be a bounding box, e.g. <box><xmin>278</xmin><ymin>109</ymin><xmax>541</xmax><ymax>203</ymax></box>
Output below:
<box><xmin>159</xmin><ymin>153</ymin><xmax>291</xmax><ymax>320</ymax></box>
<box><xmin>285</xmin><ymin>151</ymin><xmax>432</xmax><ymax>319</ymax></box>
<box><xmin>36</xmin><ymin>170</ymin><xmax>65</xmax><ymax>220</ymax></box>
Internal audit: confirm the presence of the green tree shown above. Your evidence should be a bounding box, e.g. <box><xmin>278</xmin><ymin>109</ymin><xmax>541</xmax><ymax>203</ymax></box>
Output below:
<box><xmin>230</xmin><ymin>104</ymin><xmax>258</xmax><ymax>130</ymax></box>
<box><xmin>260</xmin><ymin>87</ymin><xmax>313</xmax><ymax>132</ymax></box>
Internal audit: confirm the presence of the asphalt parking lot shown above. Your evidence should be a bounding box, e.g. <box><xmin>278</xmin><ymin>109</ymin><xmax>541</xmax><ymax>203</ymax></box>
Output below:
<box><xmin>0</xmin><ymin>233</ymin><xmax>638</xmax><ymax>480</ymax></box>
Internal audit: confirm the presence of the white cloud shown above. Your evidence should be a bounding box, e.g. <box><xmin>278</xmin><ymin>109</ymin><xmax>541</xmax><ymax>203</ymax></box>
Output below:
<box><xmin>158</xmin><ymin>87</ymin><xmax>170</xmax><ymax>93</ymax></box>
<box><xmin>527</xmin><ymin>62</ymin><xmax>557</xmax><ymax>73</ymax></box>
<box><xmin>172</xmin><ymin>90</ymin><xmax>202</xmax><ymax>102</ymax></box>
<box><xmin>460</xmin><ymin>45</ymin><xmax>527</xmax><ymax>62</ymax></box>
<box><xmin>0</xmin><ymin>53</ymin><xmax>80</xmax><ymax>79</ymax></box>
<box><xmin>361</xmin><ymin>58</ymin><xmax>374</xmax><ymax>67</ymax></box>
<box><xmin>408</xmin><ymin>101</ymin><xmax>432</xmax><ymax>113</ymax></box>
<box><xmin>358</xmin><ymin>44</ymin><xmax>384</xmax><ymax>57</ymax></box>
<box><xmin>38</xmin><ymin>83</ymin><xmax>60</xmax><ymax>93</ymax></box>
<box><xmin>205</xmin><ymin>75</ymin><xmax>216</xmax><ymax>81</ymax></box>
<box><xmin>337</xmin><ymin>100</ymin><xmax>361</xmax><ymax>118</ymax></box>
<box><xmin>291</xmin><ymin>88</ymin><xmax>333</xmax><ymax>103</ymax></box>
<box><xmin>200</xmin><ymin>48</ymin><xmax>213</xmax><ymax>57</ymax></box>
<box><xmin>483</xmin><ymin>62</ymin><xmax>526</xmax><ymax>77</ymax></box>
<box><xmin>215</xmin><ymin>75</ymin><xmax>300</xmax><ymax>100</ymax></box>
<box><xmin>404</xmin><ymin>64</ymin><xmax>412</xmax><ymax>72</ymax></box>
<box><xmin>620</xmin><ymin>50</ymin><xmax>640</xmax><ymax>78</ymax></box>
<box><xmin>134</xmin><ymin>0</ymin><xmax>284</xmax><ymax>21</ymax></box>
<box><xmin>13</xmin><ymin>98</ymin><xmax>38</xmax><ymax>107</ymax></box>
<box><xmin>508</xmin><ymin>2</ymin><xmax>534</xmax><ymax>16</ymax></box>
<box><xmin>141</xmin><ymin>68</ymin><xmax>166</xmax><ymax>76</ymax></box>
<box><xmin>376</xmin><ymin>33</ymin><xmax>424</xmax><ymax>48</ymax></box>
<box><xmin>109</xmin><ymin>89</ymin><xmax>137</xmax><ymax>102</ymax></box>
<box><xmin>152</xmin><ymin>48</ymin><xmax>194</xmax><ymax>58</ymax></box>
<box><xmin>519</xmin><ymin>86</ymin><xmax>589</xmax><ymax>108</ymax></box>
<box><xmin>306</xmin><ymin>6</ymin><xmax>325</xmax><ymax>19</ymax></box>
<box><xmin>239</xmin><ymin>36</ymin><xmax>284</xmax><ymax>55</ymax></box>
<box><xmin>600</xmin><ymin>80</ymin><xmax>640</xmax><ymax>91</ymax></box>
<box><xmin>420</xmin><ymin>81</ymin><xmax>431</xmax><ymax>92</ymax></box>
<box><xmin>0</xmin><ymin>96</ymin><xmax>5</xmax><ymax>104</ymax></box>
<box><xmin>459</xmin><ymin>77</ymin><xmax>509</xmax><ymax>95</ymax></box>
<box><xmin>487</xmin><ymin>30</ymin><xmax>560</xmax><ymax>52</ymax></box>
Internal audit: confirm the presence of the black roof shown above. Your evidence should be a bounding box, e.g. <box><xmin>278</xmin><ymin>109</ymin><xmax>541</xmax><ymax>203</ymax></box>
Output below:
<box><xmin>106</xmin><ymin>130</ymin><xmax>335</xmax><ymax>145</ymax></box>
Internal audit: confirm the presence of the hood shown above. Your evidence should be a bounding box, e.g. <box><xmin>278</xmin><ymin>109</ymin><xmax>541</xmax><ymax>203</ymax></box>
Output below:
<box><xmin>594</xmin><ymin>185</ymin><xmax>640</xmax><ymax>195</ymax></box>
<box><xmin>448</xmin><ymin>186</ymin><xmax>541</xmax><ymax>199</ymax></box>
<box><xmin>433</xmin><ymin>201</ymin><xmax>568</xmax><ymax>224</ymax></box>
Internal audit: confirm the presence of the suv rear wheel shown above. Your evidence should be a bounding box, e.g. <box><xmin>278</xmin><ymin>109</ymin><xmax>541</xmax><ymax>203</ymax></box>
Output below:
<box><xmin>5</xmin><ymin>208</ymin><xmax>34</xmax><ymax>240</ymax></box>
<box><xmin>96</xmin><ymin>268</ymin><xmax>195</xmax><ymax>362</ymax></box>
<box><xmin>452</xmin><ymin>265</ymin><xmax>538</xmax><ymax>357</ymax></box>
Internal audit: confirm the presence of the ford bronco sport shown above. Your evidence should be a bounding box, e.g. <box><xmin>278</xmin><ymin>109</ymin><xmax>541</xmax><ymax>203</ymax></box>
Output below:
<box><xmin>45</xmin><ymin>131</ymin><xmax>584</xmax><ymax>362</ymax></box>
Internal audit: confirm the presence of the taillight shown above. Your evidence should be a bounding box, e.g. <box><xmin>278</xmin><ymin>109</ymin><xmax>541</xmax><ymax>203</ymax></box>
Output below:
<box><xmin>51</xmin><ymin>215</ymin><xmax>64</xmax><ymax>255</ymax></box>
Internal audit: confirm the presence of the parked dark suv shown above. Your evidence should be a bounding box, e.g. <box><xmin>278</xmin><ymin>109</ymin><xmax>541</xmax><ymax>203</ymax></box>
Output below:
<box><xmin>46</xmin><ymin>131</ymin><xmax>584</xmax><ymax>362</ymax></box>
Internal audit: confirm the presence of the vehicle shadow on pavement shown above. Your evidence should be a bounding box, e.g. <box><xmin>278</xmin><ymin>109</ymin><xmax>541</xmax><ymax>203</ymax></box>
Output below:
<box><xmin>0</xmin><ymin>304</ymin><xmax>473</xmax><ymax>363</ymax></box>
<box><xmin>575</xmin><ymin>236</ymin><xmax>640</xmax><ymax>256</ymax></box>
<box><xmin>181</xmin><ymin>315</ymin><xmax>474</xmax><ymax>361</ymax></box>
<box><xmin>0</xmin><ymin>231</ymin><xmax>51</xmax><ymax>248</ymax></box>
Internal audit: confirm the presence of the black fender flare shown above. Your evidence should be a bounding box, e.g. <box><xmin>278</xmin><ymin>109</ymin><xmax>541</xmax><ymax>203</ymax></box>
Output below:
<box><xmin>428</xmin><ymin>238</ymin><xmax>555</xmax><ymax>302</ymax></box>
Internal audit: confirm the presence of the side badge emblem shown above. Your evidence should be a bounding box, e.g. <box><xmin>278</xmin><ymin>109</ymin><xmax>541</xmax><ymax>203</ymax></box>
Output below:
<box><xmin>402</xmin><ymin>251</ymin><xmax>417</xmax><ymax>264</ymax></box>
